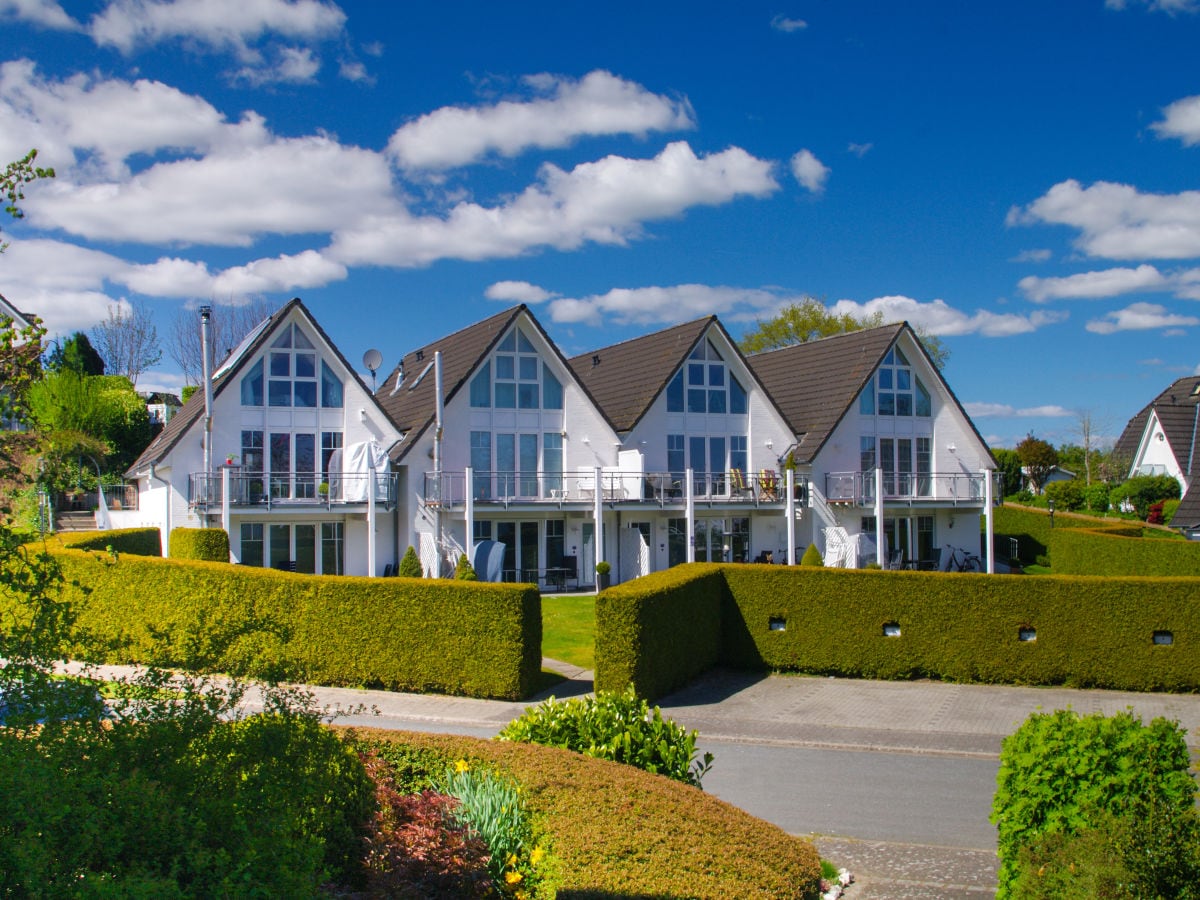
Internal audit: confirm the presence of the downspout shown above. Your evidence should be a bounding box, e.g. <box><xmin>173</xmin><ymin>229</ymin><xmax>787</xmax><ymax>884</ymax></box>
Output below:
<box><xmin>199</xmin><ymin>305</ymin><xmax>214</xmax><ymax>515</ymax></box>
<box><xmin>434</xmin><ymin>351</ymin><xmax>444</xmax><ymax>576</ymax></box>
<box><xmin>148</xmin><ymin>461</ymin><xmax>170</xmax><ymax>557</ymax></box>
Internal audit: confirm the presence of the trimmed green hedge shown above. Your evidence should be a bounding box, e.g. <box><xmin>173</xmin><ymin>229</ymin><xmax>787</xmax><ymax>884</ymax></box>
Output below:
<box><xmin>168</xmin><ymin>526</ymin><xmax>229</xmax><ymax>561</ymax></box>
<box><xmin>594</xmin><ymin>565</ymin><xmax>726</xmax><ymax>697</ymax></box>
<box><xmin>596</xmin><ymin>563</ymin><xmax>1200</xmax><ymax>699</ymax></box>
<box><xmin>9</xmin><ymin>549</ymin><xmax>541</xmax><ymax>700</ymax></box>
<box><xmin>1050</xmin><ymin>526</ymin><xmax>1200</xmax><ymax>576</ymax></box>
<box><xmin>61</xmin><ymin>527</ymin><xmax>162</xmax><ymax>557</ymax></box>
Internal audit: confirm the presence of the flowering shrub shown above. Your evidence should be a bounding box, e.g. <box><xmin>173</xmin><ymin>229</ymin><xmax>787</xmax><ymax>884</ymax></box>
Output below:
<box><xmin>437</xmin><ymin>760</ymin><xmax>550</xmax><ymax>898</ymax></box>
<box><xmin>497</xmin><ymin>686</ymin><xmax>714</xmax><ymax>788</ymax></box>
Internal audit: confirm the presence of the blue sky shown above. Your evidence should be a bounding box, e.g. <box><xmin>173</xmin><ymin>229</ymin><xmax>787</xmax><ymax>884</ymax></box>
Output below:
<box><xmin>3</xmin><ymin>0</ymin><xmax>1200</xmax><ymax>450</ymax></box>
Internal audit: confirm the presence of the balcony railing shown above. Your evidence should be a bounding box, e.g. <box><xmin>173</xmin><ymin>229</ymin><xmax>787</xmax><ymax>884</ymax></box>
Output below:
<box><xmin>189</xmin><ymin>470</ymin><xmax>397</xmax><ymax>510</ymax></box>
<box><xmin>423</xmin><ymin>470</ymin><xmax>806</xmax><ymax>509</ymax></box>
<box><xmin>824</xmin><ymin>471</ymin><xmax>996</xmax><ymax>505</ymax></box>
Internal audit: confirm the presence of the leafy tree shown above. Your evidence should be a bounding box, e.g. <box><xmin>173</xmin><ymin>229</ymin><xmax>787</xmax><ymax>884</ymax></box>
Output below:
<box><xmin>1</xmin><ymin>149</ymin><xmax>54</xmax><ymax>255</ymax></box>
<box><xmin>91</xmin><ymin>300</ymin><xmax>162</xmax><ymax>388</ymax></box>
<box><xmin>1044</xmin><ymin>479</ymin><xmax>1085</xmax><ymax>512</ymax></box>
<box><xmin>1109</xmin><ymin>474</ymin><xmax>1181</xmax><ymax>520</ymax></box>
<box><xmin>1016</xmin><ymin>433</ymin><xmax>1058</xmax><ymax>494</ymax></box>
<box><xmin>47</xmin><ymin>331</ymin><xmax>106</xmax><ymax>376</ymax></box>
<box><xmin>739</xmin><ymin>296</ymin><xmax>949</xmax><ymax>369</ymax></box>
<box><xmin>398</xmin><ymin>545</ymin><xmax>422</xmax><ymax>577</ymax></box>
<box><xmin>992</xmin><ymin>447</ymin><xmax>1024</xmax><ymax>497</ymax></box>
<box><xmin>169</xmin><ymin>299</ymin><xmax>271</xmax><ymax>387</ymax></box>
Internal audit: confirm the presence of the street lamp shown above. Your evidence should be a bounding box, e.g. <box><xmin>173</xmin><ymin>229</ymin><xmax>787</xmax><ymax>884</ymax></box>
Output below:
<box><xmin>1048</xmin><ymin>497</ymin><xmax>1055</xmax><ymax>528</ymax></box>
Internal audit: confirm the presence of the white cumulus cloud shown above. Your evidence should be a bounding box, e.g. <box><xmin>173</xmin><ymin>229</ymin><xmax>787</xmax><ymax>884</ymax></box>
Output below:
<box><xmin>1011</xmin><ymin>179</ymin><xmax>1200</xmax><ymax>260</ymax></box>
<box><xmin>1086</xmin><ymin>302</ymin><xmax>1200</xmax><ymax>334</ymax></box>
<box><xmin>964</xmin><ymin>402</ymin><xmax>1075</xmax><ymax>418</ymax></box>
<box><xmin>771</xmin><ymin>14</ymin><xmax>808</xmax><ymax>31</ymax></box>
<box><xmin>387</xmin><ymin>70</ymin><xmax>695</xmax><ymax>171</ymax></box>
<box><xmin>1153</xmin><ymin>94</ymin><xmax>1200</xmax><ymax>146</ymax></box>
<box><xmin>829</xmin><ymin>295</ymin><xmax>1068</xmax><ymax>337</ymax></box>
<box><xmin>0</xmin><ymin>0</ymin><xmax>80</xmax><ymax>29</ymax></box>
<box><xmin>1018</xmin><ymin>264</ymin><xmax>1168</xmax><ymax>301</ymax></box>
<box><xmin>546</xmin><ymin>284</ymin><xmax>782</xmax><ymax>327</ymax></box>
<box><xmin>485</xmin><ymin>281</ymin><xmax>559</xmax><ymax>304</ymax></box>
<box><xmin>790</xmin><ymin>149</ymin><xmax>829</xmax><ymax>193</ymax></box>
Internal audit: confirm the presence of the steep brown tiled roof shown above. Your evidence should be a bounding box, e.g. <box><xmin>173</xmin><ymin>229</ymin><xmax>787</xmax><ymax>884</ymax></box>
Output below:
<box><xmin>567</xmin><ymin>317</ymin><xmax>714</xmax><ymax>434</ymax></box>
<box><xmin>746</xmin><ymin>324</ymin><xmax>905</xmax><ymax>464</ymax></box>
<box><xmin>375</xmin><ymin>306</ymin><xmax>525</xmax><ymax>461</ymax></box>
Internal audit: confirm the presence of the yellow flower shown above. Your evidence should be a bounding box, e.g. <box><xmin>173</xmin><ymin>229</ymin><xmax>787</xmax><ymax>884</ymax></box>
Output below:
<box><xmin>506</xmin><ymin>853</ymin><xmax>518</xmax><ymax>868</ymax></box>
<box><xmin>504</xmin><ymin>870</ymin><xmax>523</xmax><ymax>885</ymax></box>
<box><xmin>530</xmin><ymin>847</ymin><xmax>546</xmax><ymax>866</ymax></box>
<box><xmin>454</xmin><ymin>759</ymin><xmax>469</xmax><ymax>774</ymax></box>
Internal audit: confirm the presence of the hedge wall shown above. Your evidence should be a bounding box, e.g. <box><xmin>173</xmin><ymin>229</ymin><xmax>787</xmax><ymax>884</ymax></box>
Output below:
<box><xmin>11</xmin><ymin>549</ymin><xmax>542</xmax><ymax>700</ymax></box>
<box><xmin>1050</xmin><ymin>526</ymin><xmax>1200</xmax><ymax>577</ymax></box>
<box><xmin>594</xmin><ymin>565</ymin><xmax>726</xmax><ymax>697</ymax></box>
<box><xmin>596</xmin><ymin>563</ymin><xmax>1200</xmax><ymax>699</ymax></box>
<box><xmin>60</xmin><ymin>527</ymin><xmax>162</xmax><ymax>557</ymax></box>
<box><xmin>168</xmin><ymin>527</ymin><xmax>230</xmax><ymax>561</ymax></box>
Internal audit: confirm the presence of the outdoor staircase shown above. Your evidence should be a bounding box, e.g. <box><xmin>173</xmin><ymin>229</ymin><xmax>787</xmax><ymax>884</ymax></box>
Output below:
<box><xmin>55</xmin><ymin>510</ymin><xmax>97</xmax><ymax>532</ymax></box>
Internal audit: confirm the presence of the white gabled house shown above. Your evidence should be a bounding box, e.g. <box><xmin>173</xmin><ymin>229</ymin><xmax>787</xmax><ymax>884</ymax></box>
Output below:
<box><xmin>116</xmin><ymin>298</ymin><xmax>404</xmax><ymax>575</ymax></box>
<box><xmin>378</xmin><ymin>307</ymin><xmax>998</xmax><ymax>586</ymax></box>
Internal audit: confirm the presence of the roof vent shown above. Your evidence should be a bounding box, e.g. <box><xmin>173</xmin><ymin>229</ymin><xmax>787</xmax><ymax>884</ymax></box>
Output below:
<box><xmin>416</xmin><ymin>349</ymin><xmax>424</xmax><ymax>362</ymax></box>
<box><xmin>592</xmin><ymin>354</ymin><xmax>601</xmax><ymax>367</ymax></box>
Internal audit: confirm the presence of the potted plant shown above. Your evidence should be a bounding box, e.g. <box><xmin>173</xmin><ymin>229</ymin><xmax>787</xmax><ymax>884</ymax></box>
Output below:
<box><xmin>595</xmin><ymin>559</ymin><xmax>611</xmax><ymax>590</ymax></box>
<box><xmin>318</xmin><ymin>481</ymin><xmax>329</xmax><ymax>498</ymax></box>
<box><xmin>224</xmin><ymin>453</ymin><xmax>237</xmax><ymax>466</ymax></box>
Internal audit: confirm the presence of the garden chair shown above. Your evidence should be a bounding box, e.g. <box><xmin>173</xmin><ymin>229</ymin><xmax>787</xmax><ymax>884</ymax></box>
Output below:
<box><xmin>729</xmin><ymin>468</ymin><xmax>753</xmax><ymax>499</ymax></box>
<box><xmin>916</xmin><ymin>548</ymin><xmax>942</xmax><ymax>571</ymax></box>
<box><xmin>758</xmin><ymin>469</ymin><xmax>780</xmax><ymax>501</ymax></box>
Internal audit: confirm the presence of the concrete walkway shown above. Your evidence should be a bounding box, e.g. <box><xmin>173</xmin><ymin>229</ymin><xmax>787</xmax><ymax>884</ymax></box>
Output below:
<box><xmin>74</xmin><ymin>660</ymin><xmax>1200</xmax><ymax>899</ymax></box>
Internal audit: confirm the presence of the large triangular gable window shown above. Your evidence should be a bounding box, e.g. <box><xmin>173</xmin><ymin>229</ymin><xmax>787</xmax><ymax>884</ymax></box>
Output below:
<box><xmin>859</xmin><ymin>345</ymin><xmax>931</xmax><ymax>418</ymax></box>
<box><xmin>666</xmin><ymin>336</ymin><xmax>747</xmax><ymax>415</ymax></box>
<box><xmin>241</xmin><ymin>321</ymin><xmax>342</xmax><ymax>408</ymax></box>
<box><xmin>469</xmin><ymin>326</ymin><xmax>562</xmax><ymax>410</ymax></box>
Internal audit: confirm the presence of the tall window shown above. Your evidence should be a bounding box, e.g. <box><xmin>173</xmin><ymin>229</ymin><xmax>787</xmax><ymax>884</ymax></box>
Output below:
<box><xmin>666</xmin><ymin>338</ymin><xmax>745</xmax><ymax>415</ymax></box>
<box><xmin>731</xmin><ymin>435</ymin><xmax>748</xmax><ymax>473</ymax></box>
<box><xmin>860</xmin><ymin>347</ymin><xmax>931</xmax><ymax>418</ymax></box>
<box><xmin>242</xmin><ymin>322</ymin><xmax>342</xmax><ymax>408</ymax></box>
<box><xmin>473</xmin><ymin>328</ymin><xmax>563</xmax><ymax>410</ymax></box>
<box><xmin>321</xmin><ymin>523</ymin><xmax>344</xmax><ymax>575</ymax></box>
<box><xmin>471</xmin><ymin>431</ymin><xmax>491</xmax><ymax>500</ymax></box>
<box><xmin>321</xmin><ymin>431</ymin><xmax>342</xmax><ymax>479</ymax></box>
<box><xmin>240</xmin><ymin>523</ymin><xmax>263</xmax><ymax>567</ymax></box>
<box><xmin>544</xmin><ymin>433</ymin><xmax>563</xmax><ymax>493</ymax></box>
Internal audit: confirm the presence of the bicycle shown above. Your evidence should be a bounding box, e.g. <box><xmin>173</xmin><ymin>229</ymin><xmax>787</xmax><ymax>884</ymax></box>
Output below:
<box><xmin>944</xmin><ymin>545</ymin><xmax>983</xmax><ymax>572</ymax></box>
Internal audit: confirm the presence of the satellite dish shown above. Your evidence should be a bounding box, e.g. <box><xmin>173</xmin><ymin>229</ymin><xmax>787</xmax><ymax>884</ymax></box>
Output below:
<box><xmin>362</xmin><ymin>349</ymin><xmax>383</xmax><ymax>391</ymax></box>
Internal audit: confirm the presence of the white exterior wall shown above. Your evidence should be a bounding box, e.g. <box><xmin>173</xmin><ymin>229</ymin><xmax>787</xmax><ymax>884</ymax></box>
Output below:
<box><xmin>1132</xmin><ymin>411</ymin><xmax>1186</xmax><ymax>490</ymax></box>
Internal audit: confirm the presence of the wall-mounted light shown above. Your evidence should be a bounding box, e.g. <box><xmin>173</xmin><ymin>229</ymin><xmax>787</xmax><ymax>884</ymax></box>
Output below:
<box><xmin>765</xmin><ymin>439</ymin><xmax>774</xmax><ymax>449</ymax></box>
<box><xmin>581</xmin><ymin>436</ymin><xmax>590</xmax><ymax>444</ymax></box>
<box><xmin>947</xmin><ymin>442</ymin><xmax>957</xmax><ymax>453</ymax></box>
<box><xmin>359</xmin><ymin>408</ymin><xmax>367</xmax><ymax>422</ymax></box>
<box><xmin>560</xmin><ymin>430</ymin><xmax>568</xmax><ymax>438</ymax></box>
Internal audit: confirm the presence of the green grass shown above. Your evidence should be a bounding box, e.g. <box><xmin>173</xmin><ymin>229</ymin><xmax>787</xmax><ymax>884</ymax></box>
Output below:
<box><xmin>541</xmin><ymin>594</ymin><xmax>595</xmax><ymax>670</ymax></box>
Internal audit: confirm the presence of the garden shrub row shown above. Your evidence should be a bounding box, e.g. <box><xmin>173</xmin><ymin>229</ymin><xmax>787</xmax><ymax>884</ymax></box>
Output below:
<box><xmin>1050</xmin><ymin>525</ymin><xmax>1200</xmax><ymax>576</ymax></box>
<box><xmin>354</xmin><ymin>728</ymin><xmax>823</xmax><ymax>899</ymax></box>
<box><xmin>596</xmin><ymin>563</ymin><xmax>1200</xmax><ymax>699</ymax></box>
<box><xmin>4</xmin><ymin>548</ymin><xmax>541</xmax><ymax>699</ymax></box>
<box><xmin>594</xmin><ymin>564</ymin><xmax>727</xmax><ymax>698</ymax></box>
<box><xmin>60</xmin><ymin>526</ymin><xmax>162</xmax><ymax>557</ymax></box>
<box><xmin>168</xmin><ymin>526</ymin><xmax>230</xmax><ymax>561</ymax></box>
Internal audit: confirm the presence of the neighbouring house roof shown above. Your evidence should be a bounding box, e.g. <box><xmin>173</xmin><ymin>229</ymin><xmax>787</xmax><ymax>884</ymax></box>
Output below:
<box><xmin>566</xmin><ymin>316</ymin><xmax>717</xmax><ymax>434</ymax></box>
<box><xmin>1115</xmin><ymin>375</ymin><xmax>1200</xmax><ymax>531</ymax></box>
<box><xmin>747</xmin><ymin>322</ymin><xmax>994</xmax><ymax>468</ymax></box>
<box><xmin>126</xmin><ymin>297</ymin><xmax>381</xmax><ymax>476</ymax></box>
<box><xmin>0</xmin><ymin>292</ymin><xmax>34</xmax><ymax>331</ymax></box>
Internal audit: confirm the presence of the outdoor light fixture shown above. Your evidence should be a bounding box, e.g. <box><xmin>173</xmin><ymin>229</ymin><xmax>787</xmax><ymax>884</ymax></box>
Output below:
<box><xmin>947</xmin><ymin>442</ymin><xmax>957</xmax><ymax>453</ymax></box>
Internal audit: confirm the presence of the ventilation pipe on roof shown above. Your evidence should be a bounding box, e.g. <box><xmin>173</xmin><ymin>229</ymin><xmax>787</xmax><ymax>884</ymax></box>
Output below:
<box><xmin>200</xmin><ymin>306</ymin><xmax>214</xmax><ymax>482</ymax></box>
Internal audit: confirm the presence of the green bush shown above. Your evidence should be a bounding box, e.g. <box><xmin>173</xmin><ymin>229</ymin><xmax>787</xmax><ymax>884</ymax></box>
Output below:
<box><xmin>497</xmin><ymin>686</ymin><xmax>714</xmax><ymax>788</ymax></box>
<box><xmin>991</xmin><ymin>709</ymin><xmax>1197</xmax><ymax>898</ymax></box>
<box><xmin>1081</xmin><ymin>482</ymin><xmax>1111</xmax><ymax>514</ymax></box>
<box><xmin>359</xmin><ymin>729</ymin><xmax>821</xmax><ymax>899</ymax></box>
<box><xmin>1044</xmin><ymin>479</ymin><xmax>1085</xmax><ymax>512</ymax></box>
<box><xmin>1110</xmin><ymin>474</ymin><xmax>1181</xmax><ymax>518</ymax></box>
<box><xmin>800</xmin><ymin>544</ymin><xmax>823</xmax><ymax>566</ymax></box>
<box><xmin>454</xmin><ymin>553</ymin><xmax>477</xmax><ymax>580</ymax></box>
<box><xmin>397</xmin><ymin>545</ymin><xmax>422</xmax><ymax>578</ymax></box>
<box><xmin>1165</xmin><ymin>497</ymin><xmax>1182</xmax><ymax>525</ymax></box>
<box><xmin>594</xmin><ymin>562</ymin><xmax>1200</xmax><ymax>699</ymax></box>
<box><xmin>594</xmin><ymin>565</ymin><xmax>725</xmax><ymax>699</ymax></box>
<box><xmin>62</xmin><ymin>526</ymin><xmax>162</xmax><ymax>557</ymax></box>
<box><xmin>168</xmin><ymin>527</ymin><xmax>229</xmax><ymax>561</ymax></box>
<box><xmin>4</xmin><ymin>549</ymin><xmax>543</xmax><ymax>700</ymax></box>
<box><xmin>1050</xmin><ymin>526</ymin><xmax>1200</xmax><ymax>576</ymax></box>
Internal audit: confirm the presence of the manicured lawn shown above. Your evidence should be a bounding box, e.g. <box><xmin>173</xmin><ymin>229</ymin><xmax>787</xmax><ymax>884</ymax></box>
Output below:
<box><xmin>541</xmin><ymin>594</ymin><xmax>595</xmax><ymax>670</ymax></box>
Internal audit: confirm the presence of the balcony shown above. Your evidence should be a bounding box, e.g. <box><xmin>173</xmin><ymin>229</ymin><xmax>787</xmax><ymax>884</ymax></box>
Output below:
<box><xmin>423</xmin><ymin>469</ymin><xmax>805</xmax><ymax>510</ymax></box>
<box><xmin>188</xmin><ymin>470</ymin><xmax>397</xmax><ymax>511</ymax></box>
<box><xmin>824</xmin><ymin>471</ymin><xmax>998</xmax><ymax>507</ymax></box>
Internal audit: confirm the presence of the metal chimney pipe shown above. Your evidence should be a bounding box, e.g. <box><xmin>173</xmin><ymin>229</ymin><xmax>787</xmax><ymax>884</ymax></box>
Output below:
<box><xmin>200</xmin><ymin>305</ymin><xmax>214</xmax><ymax>481</ymax></box>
